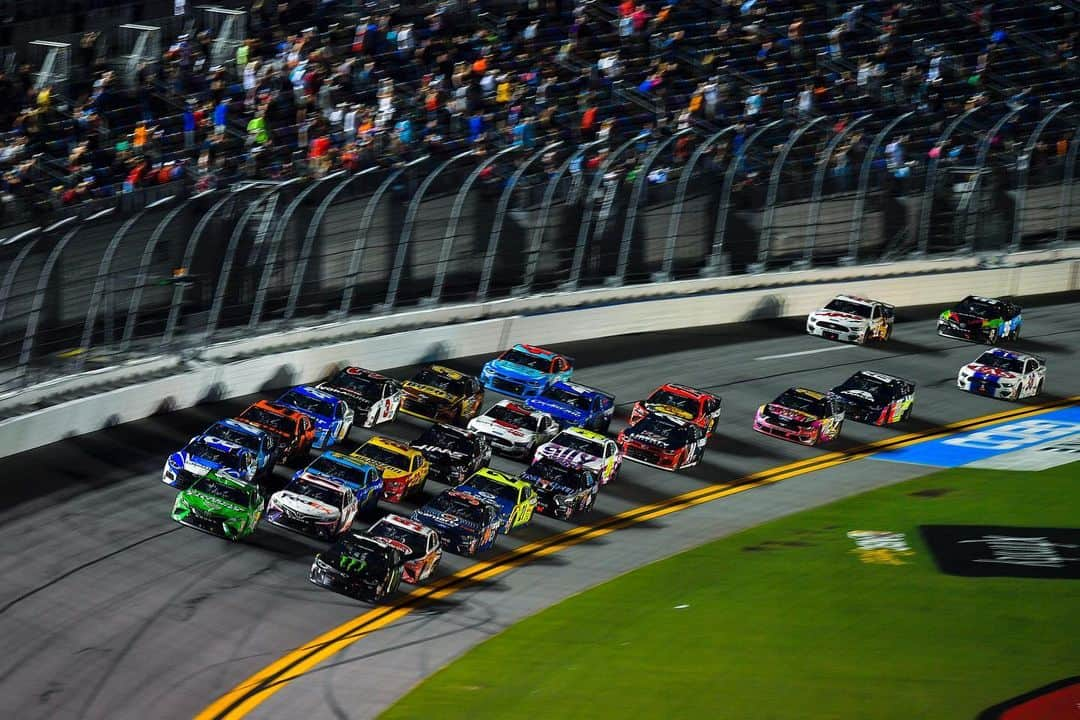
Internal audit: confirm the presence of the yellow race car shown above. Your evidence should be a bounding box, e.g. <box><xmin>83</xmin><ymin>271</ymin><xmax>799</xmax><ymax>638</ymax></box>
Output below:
<box><xmin>400</xmin><ymin>365</ymin><xmax>485</xmax><ymax>425</ymax></box>
<box><xmin>350</xmin><ymin>436</ymin><xmax>429</xmax><ymax>503</ymax></box>
<box><xmin>455</xmin><ymin>467</ymin><xmax>537</xmax><ymax>534</ymax></box>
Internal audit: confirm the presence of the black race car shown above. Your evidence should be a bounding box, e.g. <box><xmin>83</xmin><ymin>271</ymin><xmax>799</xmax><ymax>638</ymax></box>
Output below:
<box><xmin>316</xmin><ymin>366</ymin><xmax>402</xmax><ymax>428</ymax></box>
<box><xmin>937</xmin><ymin>296</ymin><xmax>1023</xmax><ymax>344</ymax></box>
<box><xmin>309</xmin><ymin>534</ymin><xmax>405</xmax><ymax>602</ymax></box>
<box><xmin>411</xmin><ymin>489</ymin><xmax>502</xmax><ymax>557</ymax></box>
<box><xmin>410</xmin><ymin>423</ymin><xmax>492</xmax><ymax>485</ymax></box>
<box><xmin>519</xmin><ymin>458</ymin><xmax>599</xmax><ymax>520</ymax></box>
<box><xmin>616</xmin><ymin>412</ymin><xmax>707</xmax><ymax>472</ymax></box>
<box><xmin>829</xmin><ymin>370</ymin><xmax>916</xmax><ymax>426</ymax></box>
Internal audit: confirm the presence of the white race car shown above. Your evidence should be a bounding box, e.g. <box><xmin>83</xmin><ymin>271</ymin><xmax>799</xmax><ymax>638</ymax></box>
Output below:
<box><xmin>806</xmin><ymin>294</ymin><xmax>894</xmax><ymax>344</ymax></box>
<box><xmin>364</xmin><ymin>513</ymin><xmax>443</xmax><ymax>585</ymax></box>
<box><xmin>467</xmin><ymin>400</ymin><xmax>560</xmax><ymax>458</ymax></box>
<box><xmin>265</xmin><ymin>475</ymin><xmax>359</xmax><ymax>540</ymax></box>
<box><xmin>533</xmin><ymin>426</ymin><xmax>622</xmax><ymax>484</ymax></box>
<box><xmin>957</xmin><ymin>348</ymin><xmax>1046</xmax><ymax>400</ymax></box>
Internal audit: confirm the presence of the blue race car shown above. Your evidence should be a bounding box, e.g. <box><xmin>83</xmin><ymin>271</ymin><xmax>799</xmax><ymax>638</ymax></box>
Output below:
<box><xmin>163</xmin><ymin>435</ymin><xmax>258</xmax><ymax>488</ymax></box>
<box><xmin>291</xmin><ymin>451</ymin><xmax>384</xmax><ymax>513</ymax></box>
<box><xmin>411</xmin><ymin>489</ymin><xmax>502</xmax><ymax>557</ymax></box>
<box><xmin>275</xmin><ymin>386</ymin><xmax>356</xmax><ymax>449</ymax></box>
<box><xmin>525</xmin><ymin>380</ymin><xmax>615</xmax><ymax>432</ymax></box>
<box><xmin>480</xmin><ymin>344</ymin><xmax>574</xmax><ymax>398</ymax></box>
<box><xmin>200</xmin><ymin>418</ymin><xmax>276</xmax><ymax>479</ymax></box>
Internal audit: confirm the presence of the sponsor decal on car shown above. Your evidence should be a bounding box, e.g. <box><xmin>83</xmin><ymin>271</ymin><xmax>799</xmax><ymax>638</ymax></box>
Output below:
<box><xmin>847</xmin><ymin>530</ymin><xmax>915</xmax><ymax>565</ymax></box>
<box><xmin>920</xmin><ymin>525</ymin><xmax>1080</xmax><ymax>579</ymax></box>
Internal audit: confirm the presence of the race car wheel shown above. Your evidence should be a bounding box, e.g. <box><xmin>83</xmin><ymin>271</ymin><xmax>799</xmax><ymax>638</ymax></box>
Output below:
<box><xmin>859</xmin><ymin>328</ymin><xmax>871</xmax><ymax>345</ymax></box>
<box><xmin>584</xmin><ymin>492</ymin><xmax>597</xmax><ymax>514</ymax></box>
<box><xmin>901</xmin><ymin>405</ymin><xmax>913</xmax><ymax>422</ymax></box>
<box><xmin>1034</xmin><ymin>379</ymin><xmax>1043</xmax><ymax>397</ymax></box>
<box><xmin>987</xmin><ymin>327</ymin><xmax>998</xmax><ymax>344</ymax></box>
<box><xmin>883</xmin><ymin>324</ymin><xmax>892</xmax><ymax>341</ymax></box>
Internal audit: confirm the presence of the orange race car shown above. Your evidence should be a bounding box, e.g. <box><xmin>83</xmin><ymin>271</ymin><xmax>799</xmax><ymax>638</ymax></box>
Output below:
<box><xmin>235</xmin><ymin>400</ymin><xmax>316</xmax><ymax>466</ymax></box>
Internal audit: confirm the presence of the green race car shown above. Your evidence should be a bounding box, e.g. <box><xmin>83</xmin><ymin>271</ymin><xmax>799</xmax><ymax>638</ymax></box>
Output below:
<box><xmin>171</xmin><ymin>470</ymin><xmax>265</xmax><ymax>540</ymax></box>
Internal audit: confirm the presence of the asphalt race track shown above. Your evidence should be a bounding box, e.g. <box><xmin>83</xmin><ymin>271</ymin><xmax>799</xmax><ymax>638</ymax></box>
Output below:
<box><xmin>1</xmin><ymin>297</ymin><xmax>1077</xmax><ymax>720</ymax></box>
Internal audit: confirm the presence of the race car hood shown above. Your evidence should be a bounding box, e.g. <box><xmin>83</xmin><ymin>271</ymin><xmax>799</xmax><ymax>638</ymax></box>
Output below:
<box><xmin>525</xmin><ymin>397</ymin><xmax>588</xmax><ymax>423</ymax></box>
<box><xmin>177</xmin><ymin>490</ymin><xmax>248</xmax><ymax>519</ymax></box>
<box><xmin>315</xmin><ymin>382</ymin><xmax>373</xmax><ymax>410</ymax></box>
<box><xmin>484</xmin><ymin>359</ymin><xmax>548</xmax><ymax>382</ymax></box>
<box><xmin>525</xmin><ymin>473</ymin><xmax>578</xmax><ymax>498</ymax></box>
<box><xmin>412</xmin><ymin>443</ymin><xmax>469</xmax><ymax>464</ymax></box>
<box><xmin>470</xmin><ymin>416</ymin><xmax>534</xmax><ymax>443</ymax></box>
<box><xmin>170</xmin><ymin>451</ymin><xmax>241</xmax><ymax>480</ymax></box>
<box><xmin>623</xmin><ymin>427</ymin><xmax>680</xmax><ymax>450</ymax></box>
<box><xmin>833</xmin><ymin>389</ymin><xmax>880</xmax><ymax>407</ymax></box>
<box><xmin>810</xmin><ymin>310</ymin><xmax>868</xmax><ymax>326</ymax></box>
<box><xmin>361</xmin><ymin>459</ymin><xmax>410</xmax><ymax>481</ymax></box>
<box><xmin>964</xmin><ymin>364</ymin><xmax>1019</xmax><ymax>381</ymax></box>
<box><xmin>455</xmin><ymin>487</ymin><xmax>514</xmax><ymax>518</ymax></box>
<box><xmin>764</xmin><ymin>403</ymin><xmax>818</xmax><ymax>424</ymax></box>
<box><xmin>642</xmin><ymin>402</ymin><xmax>695</xmax><ymax>421</ymax></box>
<box><xmin>276</xmin><ymin>402</ymin><xmax>333</xmax><ymax>432</ymax></box>
<box><xmin>272</xmin><ymin>491</ymin><xmax>340</xmax><ymax>520</ymax></box>
<box><xmin>535</xmin><ymin>443</ymin><xmax>603</xmax><ymax>471</ymax></box>
<box><xmin>402</xmin><ymin>382</ymin><xmax>455</xmax><ymax>402</ymax></box>
<box><xmin>368</xmin><ymin>535</ymin><xmax>415</xmax><ymax>559</ymax></box>
<box><xmin>413</xmin><ymin>507</ymin><xmax>479</xmax><ymax>533</ymax></box>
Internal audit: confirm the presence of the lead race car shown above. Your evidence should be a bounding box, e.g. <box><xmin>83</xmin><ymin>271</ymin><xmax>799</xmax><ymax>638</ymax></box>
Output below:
<box><xmin>617</xmin><ymin>412</ymin><xmax>707</xmax><ymax>472</ymax></box>
<box><xmin>957</xmin><ymin>348</ymin><xmax>1046</xmax><ymax>400</ymax></box>
<box><xmin>753</xmin><ymin>387</ymin><xmax>845</xmax><ymax>446</ymax></box>
<box><xmin>829</xmin><ymin>370</ymin><xmax>916</xmax><ymax>425</ymax></box>
<box><xmin>806</xmin><ymin>294</ymin><xmax>895</xmax><ymax>344</ymax></box>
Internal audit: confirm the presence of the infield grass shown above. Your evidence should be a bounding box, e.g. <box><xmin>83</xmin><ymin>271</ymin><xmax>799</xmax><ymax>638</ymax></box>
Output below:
<box><xmin>381</xmin><ymin>462</ymin><xmax>1080</xmax><ymax>720</ymax></box>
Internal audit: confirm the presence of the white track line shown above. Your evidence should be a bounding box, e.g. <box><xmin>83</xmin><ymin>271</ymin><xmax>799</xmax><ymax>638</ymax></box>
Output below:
<box><xmin>755</xmin><ymin>345</ymin><xmax>857</xmax><ymax>361</ymax></box>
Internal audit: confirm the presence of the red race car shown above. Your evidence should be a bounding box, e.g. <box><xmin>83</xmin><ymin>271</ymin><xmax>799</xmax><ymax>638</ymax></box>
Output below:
<box><xmin>364</xmin><ymin>513</ymin><xmax>443</xmax><ymax>585</ymax></box>
<box><xmin>629</xmin><ymin>383</ymin><xmax>722</xmax><ymax>437</ymax></box>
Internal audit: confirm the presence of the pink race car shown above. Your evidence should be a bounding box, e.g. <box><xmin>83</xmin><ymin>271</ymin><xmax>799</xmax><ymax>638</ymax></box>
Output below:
<box><xmin>753</xmin><ymin>387</ymin><xmax>845</xmax><ymax>446</ymax></box>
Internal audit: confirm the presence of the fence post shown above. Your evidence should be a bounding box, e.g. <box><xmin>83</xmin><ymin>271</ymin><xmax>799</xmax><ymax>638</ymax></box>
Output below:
<box><xmin>1055</xmin><ymin>125</ymin><xmax>1080</xmax><ymax>247</ymax></box>
<box><xmin>0</xmin><ymin>227</ymin><xmax>44</xmax><ymax>329</ymax></box>
<box><xmin>844</xmin><ymin>110</ymin><xmax>913</xmax><ymax>265</ymax></box>
<box><xmin>1010</xmin><ymin>103</ymin><xmax>1073</xmax><ymax>253</ymax></box>
<box><xmin>915</xmin><ymin>106</ymin><xmax>986</xmax><ymax>257</ymax></box>
<box><xmin>954</xmin><ymin>107</ymin><xmax>1023</xmax><ymax>254</ymax></box>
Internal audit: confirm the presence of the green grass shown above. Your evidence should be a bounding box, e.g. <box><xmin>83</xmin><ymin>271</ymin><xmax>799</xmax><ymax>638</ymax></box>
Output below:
<box><xmin>381</xmin><ymin>463</ymin><xmax>1080</xmax><ymax>720</ymax></box>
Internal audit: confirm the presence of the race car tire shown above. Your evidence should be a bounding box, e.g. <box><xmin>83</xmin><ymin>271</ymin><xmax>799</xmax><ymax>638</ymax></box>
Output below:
<box><xmin>860</xmin><ymin>329</ymin><xmax>871</xmax><ymax>345</ymax></box>
<box><xmin>584</xmin><ymin>493</ymin><xmax>597</xmax><ymax>514</ymax></box>
<box><xmin>901</xmin><ymin>404</ymin><xmax>913</xmax><ymax>422</ymax></box>
<box><xmin>883</xmin><ymin>324</ymin><xmax>892</xmax><ymax>341</ymax></box>
<box><xmin>1034</xmin><ymin>379</ymin><xmax>1043</xmax><ymax>397</ymax></box>
<box><xmin>987</xmin><ymin>327</ymin><xmax>999</xmax><ymax>344</ymax></box>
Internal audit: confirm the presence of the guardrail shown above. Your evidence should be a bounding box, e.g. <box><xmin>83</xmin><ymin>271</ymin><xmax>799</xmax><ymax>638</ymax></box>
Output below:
<box><xmin>1</xmin><ymin>247</ymin><xmax>1076</xmax><ymax>459</ymax></box>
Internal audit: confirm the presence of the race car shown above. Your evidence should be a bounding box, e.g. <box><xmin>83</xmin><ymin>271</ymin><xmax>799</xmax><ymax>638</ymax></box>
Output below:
<box><xmin>455</xmin><ymin>467</ymin><xmax>538</xmax><ymax>534</ymax></box>
<box><xmin>163</xmin><ymin>435</ymin><xmax>259</xmax><ymax>488</ymax></box>
<box><xmin>629</xmin><ymin>383</ymin><xmax>722</xmax><ymax>437</ymax></box>
<box><xmin>411</xmin><ymin>488</ymin><xmax>502</xmax><ymax>557</ymax></box>
<box><xmin>617</xmin><ymin>412</ymin><xmax>707</xmax><ymax>471</ymax></box>
<box><xmin>171</xmin><ymin>470</ymin><xmax>265</xmax><ymax>541</ymax></box>
<box><xmin>309</xmin><ymin>534</ymin><xmax>406</xmax><ymax>602</ymax></box>
<box><xmin>350</xmin><ymin>436</ymin><xmax>430</xmax><ymax>503</ymax></box>
<box><xmin>957</xmin><ymin>348</ymin><xmax>1046</xmax><ymax>400</ymax></box>
<box><xmin>524</xmin><ymin>380</ymin><xmax>615</xmax><ymax>432</ymax></box>
<box><xmin>265</xmin><ymin>475</ymin><xmax>361</xmax><ymax>539</ymax></box>
<box><xmin>480</xmin><ymin>344</ymin><xmax>574</xmax><ymax>398</ymax></box>
<box><xmin>274</xmin><ymin>385</ymin><xmax>355</xmax><ymax>449</ymax></box>
<box><xmin>400</xmin><ymin>365</ymin><xmax>484</xmax><ymax>425</ymax></box>
<box><xmin>534</xmin><ymin>426</ymin><xmax>622</xmax><ymax>484</ymax></box>
<box><xmin>410</xmin><ymin>423</ymin><xmax>492</xmax><ymax>485</ymax></box>
<box><xmin>466</xmin><ymin>400</ymin><xmax>560</xmax><ymax>458</ymax></box>
<box><xmin>938</xmin><ymin>295</ymin><xmax>1023</xmax><ymax>343</ymax></box>
<box><xmin>364</xmin><ymin>514</ymin><xmax>443</xmax><ymax>585</ymax></box>
<box><xmin>520</xmin><ymin>458</ymin><xmax>599</xmax><ymax>520</ymax></box>
<box><xmin>199</xmin><ymin>418</ymin><xmax>276</xmax><ymax>479</ymax></box>
<box><xmin>316</xmin><ymin>366</ymin><xmax>401</xmax><ymax>428</ymax></box>
<box><xmin>829</xmin><ymin>370</ymin><xmax>916</xmax><ymax>426</ymax></box>
<box><xmin>290</xmin><ymin>451</ymin><xmax>383</xmax><ymax>512</ymax></box>
<box><xmin>806</xmin><ymin>294</ymin><xmax>895</xmax><ymax>344</ymax></box>
<box><xmin>753</xmin><ymin>387</ymin><xmax>845</xmax><ymax>446</ymax></box>
<box><xmin>235</xmin><ymin>400</ymin><xmax>316</xmax><ymax>465</ymax></box>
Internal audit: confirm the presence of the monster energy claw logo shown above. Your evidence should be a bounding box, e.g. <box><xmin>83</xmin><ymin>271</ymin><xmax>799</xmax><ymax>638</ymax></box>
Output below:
<box><xmin>339</xmin><ymin>555</ymin><xmax>366</xmax><ymax>572</ymax></box>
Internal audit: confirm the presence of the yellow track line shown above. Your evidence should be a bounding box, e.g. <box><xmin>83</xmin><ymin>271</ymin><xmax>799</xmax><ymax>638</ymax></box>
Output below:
<box><xmin>197</xmin><ymin>395</ymin><xmax>1079</xmax><ymax>720</ymax></box>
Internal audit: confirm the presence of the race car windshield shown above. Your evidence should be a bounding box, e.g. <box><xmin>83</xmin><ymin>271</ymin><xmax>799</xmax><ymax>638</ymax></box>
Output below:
<box><xmin>956</xmin><ymin>297</ymin><xmax>1001</xmax><ymax>317</ymax></box>
<box><xmin>417</xmin><ymin>426</ymin><xmax>473</xmax><ymax>454</ymax></box>
<box><xmin>500</xmin><ymin>348</ymin><xmax>551</xmax><ymax>371</ymax></box>
<box><xmin>279</xmin><ymin>390</ymin><xmax>335</xmax><ymax>418</ymax></box>
<box><xmin>485</xmin><ymin>405</ymin><xmax>538</xmax><ymax>430</ymax></box>
<box><xmin>208</xmin><ymin>426</ymin><xmax>260</xmax><ymax>452</ymax></box>
<box><xmin>647</xmin><ymin>389</ymin><xmax>699</xmax><ymax>413</ymax></box>
<box><xmin>975</xmin><ymin>353</ymin><xmax>1025</xmax><ymax>373</ymax></box>
<box><xmin>823</xmin><ymin>298</ymin><xmax>872</xmax><ymax>317</ymax></box>
<box><xmin>330</xmin><ymin>371</ymin><xmax>382</xmax><ymax>400</ymax></box>
<box><xmin>526</xmin><ymin>460</ymin><xmax>585</xmax><ymax>489</ymax></box>
<box><xmin>307</xmin><ymin>456</ymin><xmax>364</xmax><ymax>483</ymax></box>
<box><xmin>189</xmin><ymin>440</ymin><xmax>245</xmax><ymax>469</ymax></box>
<box><xmin>413</xmin><ymin>368</ymin><xmax>468</xmax><ymax>396</ymax></box>
<box><xmin>431</xmin><ymin>494</ymin><xmax>488</xmax><ymax>524</ymax></box>
<box><xmin>467</xmin><ymin>479</ymin><xmax>519</xmax><ymax>503</ymax></box>
<box><xmin>240</xmin><ymin>407</ymin><xmax>295</xmax><ymax>434</ymax></box>
<box><xmin>192</xmin><ymin>477</ymin><xmax>250</xmax><ymax>505</ymax></box>
<box><xmin>631</xmin><ymin>413</ymin><xmax>684</xmax><ymax>437</ymax></box>
<box><xmin>836</xmin><ymin>375</ymin><xmax>892</xmax><ymax>403</ymax></box>
<box><xmin>540</xmin><ymin>386</ymin><xmax>592</xmax><ymax>410</ymax></box>
<box><xmin>551</xmin><ymin>432</ymin><xmax>603</xmax><ymax>456</ymax></box>
<box><xmin>357</xmin><ymin>445</ymin><xmax>411</xmax><ymax>470</ymax></box>
<box><xmin>774</xmin><ymin>389</ymin><xmax>830</xmax><ymax>416</ymax></box>
<box><xmin>288</xmin><ymin>479</ymin><xmax>343</xmax><ymax>505</ymax></box>
<box><xmin>368</xmin><ymin>522</ymin><xmax>426</xmax><ymax>555</ymax></box>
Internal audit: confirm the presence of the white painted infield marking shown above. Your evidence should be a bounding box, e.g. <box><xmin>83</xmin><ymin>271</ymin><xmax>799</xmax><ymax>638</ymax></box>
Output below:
<box><xmin>755</xmin><ymin>345</ymin><xmax>857</xmax><ymax>361</ymax></box>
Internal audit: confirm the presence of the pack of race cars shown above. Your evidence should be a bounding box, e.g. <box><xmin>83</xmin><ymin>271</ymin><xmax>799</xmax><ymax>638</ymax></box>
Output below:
<box><xmin>162</xmin><ymin>295</ymin><xmax>1047</xmax><ymax>602</ymax></box>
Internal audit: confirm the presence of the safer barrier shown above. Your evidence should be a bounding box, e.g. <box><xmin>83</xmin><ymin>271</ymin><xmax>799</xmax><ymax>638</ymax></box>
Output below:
<box><xmin>1</xmin><ymin>248</ymin><xmax>1076</xmax><ymax>459</ymax></box>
